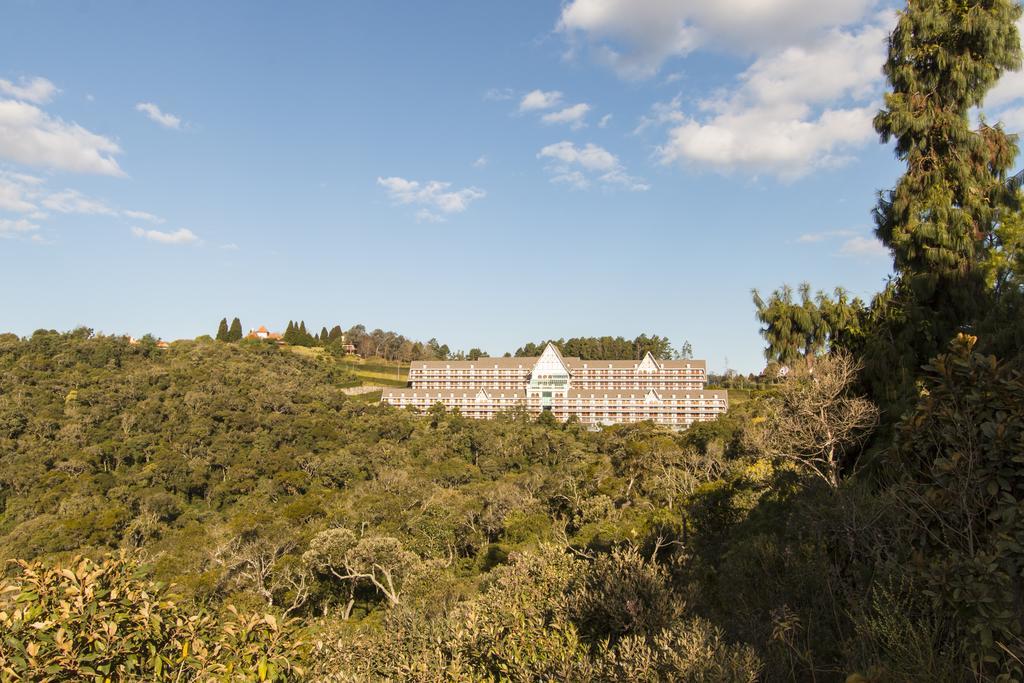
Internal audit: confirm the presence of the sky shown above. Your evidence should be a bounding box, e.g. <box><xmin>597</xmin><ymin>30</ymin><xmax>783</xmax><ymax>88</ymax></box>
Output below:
<box><xmin>4</xmin><ymin>1</ymin><xmax>1024</xmax><ymax>372</ymax></box>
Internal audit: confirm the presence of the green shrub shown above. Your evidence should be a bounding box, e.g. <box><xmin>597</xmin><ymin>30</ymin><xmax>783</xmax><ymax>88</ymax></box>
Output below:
<box><xmin>888</xmin><ymin>335</ymin><xmax>1024</xmax><ymax>678</ymax></box>
<box><xmin>0</xmin><ymin>554</ymin><xmax>305</xmax><ymax>681</ymax></box>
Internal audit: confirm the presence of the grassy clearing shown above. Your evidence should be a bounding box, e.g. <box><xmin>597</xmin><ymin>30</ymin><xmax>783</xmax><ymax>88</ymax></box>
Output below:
<box><xmin>281</xmin><ymin>347</ymin><xmax>409</xmax><ymax>386</ymax></box>
<box><xmin>726</xmin><ymin>389</ymin><xmax>750</xmax><ymax>405</ymax></box>
<box><xmin>286</xmin><ymin>346</ymin><xmax>327</xmax><ymax>359</ymax></box>
<box><xmin>353</xmin><ymin>368</ymin><xmax>408</xmax><ymax>382</ymax></box>
<box><xmin>348</xmin><ymin>390</ymin><xmax>384</xmax><ymax>404</ymax></box>
<box><xmin>339</xmin><ymin>358</ymin><xmax>410</xmax><ymax>387</ymax></box>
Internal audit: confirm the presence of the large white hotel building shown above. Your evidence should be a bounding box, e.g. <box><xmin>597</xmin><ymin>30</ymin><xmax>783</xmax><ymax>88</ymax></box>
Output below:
<box><xmin>381</xmin><ymin>343</ymin><xmax>728</xmax><ymax>428</ymax></box>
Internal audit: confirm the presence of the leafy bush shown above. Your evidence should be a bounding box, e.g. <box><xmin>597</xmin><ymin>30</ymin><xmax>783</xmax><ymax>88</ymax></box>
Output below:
<box><xmin>311</xmin><ymin>546</ymin><xmax>762</xmax><ymax>682</ymax></box>
<box><xmin>888</xmin><ymin>335</ymin><xmax>1024</xmax><ymax>678</ymax></box>
<box><xmin>0</xmin><ymin>554</ymin><xmax>305</xmax><ymax>681</ymax></box>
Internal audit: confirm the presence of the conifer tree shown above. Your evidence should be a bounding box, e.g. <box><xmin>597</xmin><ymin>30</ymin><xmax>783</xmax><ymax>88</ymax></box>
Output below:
<box><xmin>866</xmin><ymin>0</ymin><xmax>1022</xmax><ymax>403</ymax></box>
<box><xmin>874</xmin><ymin>0</ymin><xmax>1021</xmax><ymax>282</ymax></box>
<box><xmin>228</xmin><ymin>317</ymin><xmax>243</xmax><ymax>342</ymax></box>
<box><xmin>328</xmin><ymin>325</ymin><xmax>343</xmax><ymax>342</ymax></box>
<box><xmin>319</xmin><ymin>326</ymin><xmax>329</xmax><ymax>343</ymax></box>
<box><xmin>216</xmin><ymin>318</ymin><xmax>229</xmax><ymax>342</ymax></box>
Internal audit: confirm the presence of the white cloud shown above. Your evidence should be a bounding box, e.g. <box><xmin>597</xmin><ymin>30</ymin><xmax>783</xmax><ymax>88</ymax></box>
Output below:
<box><xmin>416</xmin><ymin>209</ymin><xmax>446</xmax><ymax>223</ymax></box>
<box><xmin>484</xmin><ymin>87</ymin><xmax>515</xmax><ymax>101</ymax></box>
<box><xmin>0</xmin><ymin>172</ymin><xmax>168</xmax><ymax>239</ymax></box>
<box><xmin>519</xmin><ymin>90</ymin><xmax>563</xmax><ymax>111</ymax></box>
<box><xmin>131</xmin><ymin>226</ymin><xmax>199</xmax><ymax>244</ymax></box>
<box><xmin>635</xmin><ymin>94</ymin><xmax>687</xmax><ymax>134</ymax></box>
<box><xmin>980</xmin><ymin>18</ymin><xmax>1024</xmax><ymax>130</ymax></box>
<box><xmin>0</xmin><ymin>76</ymin><xmax>58</xmax><ymax>104</ymax></box>
<box><xmin>601</xmin><ymin>168</ymin><xmax>652</xmax><ymax>191</ymax></box>
<box><xmin>135</xmin><ymin>102</ymin><xmax>182</xmax><ymax>129</ymax></box>
<box><xmin>986</xmin><ymin>70</ymin><xmax>1024</xmax><ymax>110</ymax></box>
<box><xmin>0</xmin><ymin>217</ymin><xmax>39</xmax><ymax>235</ymax></box>
<box><xmin>537</xmin><ymin>141</ymin><xmax>649</xmax><ymax>191</ymax></box>
<box><xmin>473</xmin><ymin>155</ymin><xmax>488</xmax><ymax>168</ymax></box>
<box><xmin>541</xmin><ymin>103</ymin><xmax>591</xmax><ymax>129</ymax></box>
<box><xmin>42</xmin><ymin>189</ymin><xmax>116</xmax><ymax>215</ymax></box>
<box><xmin>550</xmin><ymin>170</ymin><xmax>590</xmax><ymax>190</ymax></box>
<box><xmin>0</xmin><ymin>173</ymin><xmax>165</xmax><ymax>230</ymax></box>
<box><xmin>736</xmin><ymin>22</ymin><xmax>888</xmax><ymax>107</ymax></box>
<box><xmin>795</xmin><ymin>228</ymin><xmax>888</xmax><ymax>258</ymax></box>
<box><xmin>122</xmin><ymin>209</ymin><xmax>164</xmax><ymax>223</ymax></box>
<box><xmin>993</xmin><ymin>105</ymin><xmax>1024</xmax><ymax>131</ymax></box>
<box><xmin>840</xmin><ymin>235</ymin><xmax>888</xmax><ymax>258</ymax></box>
<box><xmin>0</xmin><ymin>171</ymin><xmax>43</xmax><ymax>213</ymax></box>
<box><xmin>598</xmin><ymin>113</ymin><xmax>612</xmax><ymax>128</ymax></box>
<box><xmin>796</xmin><ymin>229</ymin><xmax>854</xmax><ymax>243</ymax></box>
<box><xmin>659</xmin><ymin>106</ymin><xmax>876</xmax><ymax>179</ymax></box>
<box><xmin>539</xmin><ymin>141</ymin><xmax>618</xmax><ymax>171</ymax></box>
<box><xmin>650</xmin><ymin>18</ymin><xmax>892</xmax><ymax>179</ymax></box>
<box><xmin>220</xmin><ymin>242</ymin><xmax>239</xmax><ymax>250</ymax></box>
<box><xmin>558</xmin><ymin>0</ymin><xmax>878</xmax><ymax>79</ymax></box>
<box><xmin>0</xmin><ymin>99</ymin><xmax>124</xmax><ymax>175</ymax></box>
<box><xmin>377</xmin><ymin>176</ymin><xmax>486</xmax><ymax>217</ymax></box>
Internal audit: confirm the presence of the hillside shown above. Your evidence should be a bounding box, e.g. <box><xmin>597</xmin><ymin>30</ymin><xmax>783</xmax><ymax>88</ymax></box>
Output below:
<box><xmin>2</xmin><ymin>325</ymin><xmax>1021</xmax><ymax>679</ymax></box>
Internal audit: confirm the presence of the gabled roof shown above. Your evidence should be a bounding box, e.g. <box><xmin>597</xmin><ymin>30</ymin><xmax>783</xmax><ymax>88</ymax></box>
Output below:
<box><xmin>532</xmin><ymin>342</ymin><xmax>571</xmax><ymax>376</ymax></box>
<box><xmin>256</xmin><ymin>325</ymin><xmax>269</xmax><ymax>333</ymax></box>
<box><xmin>637</xmin><ymin>352</ymin><xmax>661</xmax><ymax>373</ymax></box>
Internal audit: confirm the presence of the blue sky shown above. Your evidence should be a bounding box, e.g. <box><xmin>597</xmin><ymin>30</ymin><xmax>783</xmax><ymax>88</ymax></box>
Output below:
<box><xmin>2</xmin><ymin>1</ymin><xmax>1023</xmax><ymax>371</ymax></box>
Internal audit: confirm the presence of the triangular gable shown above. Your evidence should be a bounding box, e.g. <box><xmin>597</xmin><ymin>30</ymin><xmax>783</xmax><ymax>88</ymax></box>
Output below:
<box><xmin>475</xmin><ymin>389</ymin><xmax>490</xmax><ymax>402</ymax></box>
<box><xmin>644</xmin><ymin>389</ymin><xmax>661</xmax><ymax>403</ymax></box>
<box><xmin>533</xmin><ymin>343</ymin><xmax>570</xmax><ymax>376</ymax></box>
<box><xmin>637</xmin><ymin>352</ymin><xmax>661</xmax><ymax>373</ymax></box>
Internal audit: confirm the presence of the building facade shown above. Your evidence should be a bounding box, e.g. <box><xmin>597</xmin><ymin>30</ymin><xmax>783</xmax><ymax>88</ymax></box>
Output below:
<box><xmin>381</xmin><ymin>343</ymin><xmax>728</xmax><ymax>428</ymax></box>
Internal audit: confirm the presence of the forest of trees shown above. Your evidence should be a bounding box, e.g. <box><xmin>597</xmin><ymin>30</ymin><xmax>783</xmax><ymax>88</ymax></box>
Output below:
<box><xmin>3</xmin><ymin>1</ymin><xmax>1024</xmax><ymax>680</ymax></box>
<box><xmin>514</xmin><ymin>334</ymin><xmax>690</xmax><ymax>361</ymax></box>
<box><xmin>211</xmin><ymin>317</ymin><xmax>457</xmax><ymax>363</ymax></box>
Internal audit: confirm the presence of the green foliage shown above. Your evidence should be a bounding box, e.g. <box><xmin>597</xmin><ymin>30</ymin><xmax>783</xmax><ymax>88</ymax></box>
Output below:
<box><xmin>216</xmin><ymin>317</ymin><xmax>229</xmax><ymax>342</ymax></box>
<box><xmin>752</xmin><ymin>283</ymin><xmax>866</xmax><ymax>366</ymax></box>
<box><xmin>887</xmin><ymin>335</ymin><xmax>1024</xmax><ymax>678</ymax></box>
<box><xmin>284</xmin><ymin>320</ymin><xmax>316</xmax><ymax>347</ymax></box>
<box><xmin>567</xmin><ymin>548</ymin><xmax>684</xmax><ymax>645</ymax></box>
<box><xmin>874</xmin><ymin>0</ymin><xmax>1021</xmax><ymax>278</ymax></box>
<box><xmin>312</xmin><ymin>546</ymin><xmax>762</xmax><ymax>682</ymax></box>
<box><xmin>0</xmin><ymin>554</ymin><xmax>304</xmax><ymax>681</ymax></box>
<box><xmin>229</xmin><ymin>317</ymin><xmax>243</xmax><ymax>342</ymax></box>
<box><xmin>515</xmin><ymin>334</ymin><xmax>677</xmax><ymax>360</ymax></box>
<box><xmin>863</xmin><ymin>0</ymin><xmax>1024</xmax><ymax>406</ymax></box>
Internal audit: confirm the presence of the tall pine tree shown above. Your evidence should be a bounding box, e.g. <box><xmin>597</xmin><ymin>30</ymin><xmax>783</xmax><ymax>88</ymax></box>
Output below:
<box><xmin>875</xmin><ymin>0</ymin><xmax>1021</xmax><ymax>279</ymax></box>
<box><xmin>215</xmin><ymin>318</ymin><xmax>229</xmax><ymax>342</ymax></box>
<box><xmin>866</xmin><ymin>0</ymin><xmax>1022</xmax><ymax>404</ymax></box>
<box><xmin>228</xmin><ymin>317</ymin><xmax>243</xmax><ymax>342</ymax></box>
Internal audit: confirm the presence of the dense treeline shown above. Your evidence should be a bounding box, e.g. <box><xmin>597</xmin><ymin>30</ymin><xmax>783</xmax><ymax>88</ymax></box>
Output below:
<box><xmin>514</xmin><ymin>334</ymin><xmax>690</xmax><ymax>361</ymax></box>
<box><xmin>212</xmin><ymin>316</ymin><xmax>458</xmax><ymax>362</ymax></box>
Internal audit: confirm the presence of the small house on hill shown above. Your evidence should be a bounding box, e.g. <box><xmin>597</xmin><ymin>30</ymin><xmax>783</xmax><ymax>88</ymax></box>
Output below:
<box><xmin>247</xmin><ymin>325</ymin><xmax>284</xmax><ymax>343</ymax></box>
